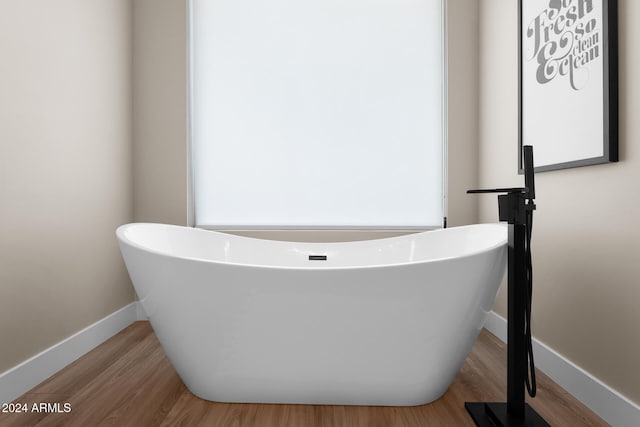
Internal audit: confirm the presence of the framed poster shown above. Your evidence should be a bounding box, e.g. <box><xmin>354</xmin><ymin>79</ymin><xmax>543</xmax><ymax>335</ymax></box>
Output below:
<box><xmin>519</xmin><ymin>0</ymin><xmax>618</xmax><ymax>172</ymax></box>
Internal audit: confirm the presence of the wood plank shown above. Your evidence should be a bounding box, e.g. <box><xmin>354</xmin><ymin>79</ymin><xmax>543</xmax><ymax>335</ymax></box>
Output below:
<box><xmin>0</xmin><ymin>321</ymin><xmax>609</xmax><ymax>427</ymax></box>
<box><xmin>33</xmin><ymin>321</ymin><xmax>151</xmax><ymax>396</ymax></box>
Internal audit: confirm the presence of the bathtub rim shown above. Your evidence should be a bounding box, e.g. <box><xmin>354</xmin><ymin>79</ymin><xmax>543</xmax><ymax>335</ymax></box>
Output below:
<box><xmin>116</xmin><ymin>222</ymin><xmax>507</xmax><ymax>271</ymax></box>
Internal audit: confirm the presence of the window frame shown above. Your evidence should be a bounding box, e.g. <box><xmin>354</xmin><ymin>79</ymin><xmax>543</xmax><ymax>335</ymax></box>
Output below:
<box><xmin>187</xmin><ymin>0</ymin><xmax>449</xmax><ymax>231</ymax></box>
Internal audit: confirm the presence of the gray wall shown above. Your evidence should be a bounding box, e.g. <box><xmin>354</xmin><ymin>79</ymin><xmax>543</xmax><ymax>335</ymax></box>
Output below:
<box><xmin>0</xmin><ymin>0</ymin><xmax>135</xmax><ymax>373</ymax></box>
<box><xmin>133</xmin><ymin>0</ymin><xmax>188</xmax><ymax>225</ymax></box>
<box><xmin>479</xmin><ymin>0</ymin><xmax>640</xmax><ymax>404</ymax></box>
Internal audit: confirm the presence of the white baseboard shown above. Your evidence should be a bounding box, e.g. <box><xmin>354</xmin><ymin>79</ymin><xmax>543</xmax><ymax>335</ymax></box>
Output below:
<box><xmin>483</xmin><ymin>310</ymin><xmax>640</xmax><ymax>427</ymax></box>
<box><xmin>0</xmin><ymin>302</ymin><xmax>139</xmax><ymax>405</ymax></box>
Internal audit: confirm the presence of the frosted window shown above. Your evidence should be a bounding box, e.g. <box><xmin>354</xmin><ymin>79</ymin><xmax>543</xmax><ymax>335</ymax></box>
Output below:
<box><xmin>190</xmin><ymin>0</ymin><xmax>446</xmax><ymax>229</ymax></box>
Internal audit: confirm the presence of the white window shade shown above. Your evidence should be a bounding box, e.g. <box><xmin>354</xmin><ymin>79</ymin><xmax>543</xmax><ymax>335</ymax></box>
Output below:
<box><xmin>190</xmin><ymin>0</ymin><xmax>446</xmax><ymax>229</ymax></box>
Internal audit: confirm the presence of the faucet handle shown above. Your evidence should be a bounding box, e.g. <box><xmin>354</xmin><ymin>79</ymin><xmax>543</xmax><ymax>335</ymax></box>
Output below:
<box><xmin>467</xmin><ymin>187</ymin><xmax>527</xmax><ymax>195</ymax></box>
<box><xmin>523</xmin><ymin>145</ymin><xmax>536</xmax><ymax>200</ymax></box>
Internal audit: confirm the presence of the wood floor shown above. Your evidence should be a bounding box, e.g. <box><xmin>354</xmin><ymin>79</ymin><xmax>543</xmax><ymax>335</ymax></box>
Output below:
<box><xmin>2</xmin><ymin>321</ymin><xmax>608</xmax><ymax>427</ymax></box>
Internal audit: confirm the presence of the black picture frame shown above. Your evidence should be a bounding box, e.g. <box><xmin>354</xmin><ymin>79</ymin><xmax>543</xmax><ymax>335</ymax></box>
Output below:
<box><xmin>519</xmin><ymin>0</ymin><xmax>618</xmax><ymax>173</ymax></box>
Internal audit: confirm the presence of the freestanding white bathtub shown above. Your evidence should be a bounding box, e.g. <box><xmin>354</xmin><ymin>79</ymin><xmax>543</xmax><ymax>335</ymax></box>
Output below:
<box><xmin>116</xmin><ymin>223</ymin><xmax>507</xmax><ymax>406</ymax></box>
